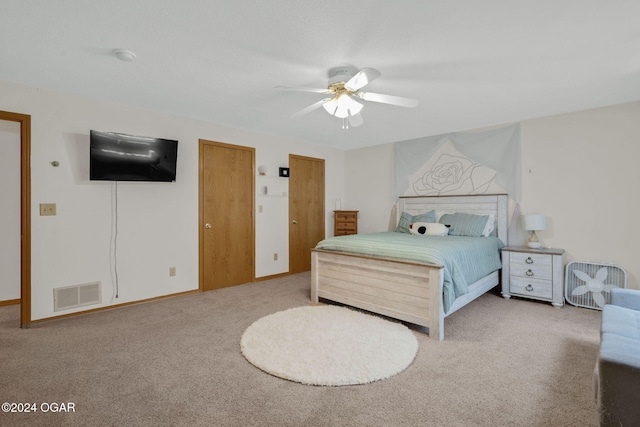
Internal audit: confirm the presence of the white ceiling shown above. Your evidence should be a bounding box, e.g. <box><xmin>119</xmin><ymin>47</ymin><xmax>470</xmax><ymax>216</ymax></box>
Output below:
<box><xmin>2</xmin><ymin>1</ymin><xmax>640</xmax><ymax>150</ymax></box>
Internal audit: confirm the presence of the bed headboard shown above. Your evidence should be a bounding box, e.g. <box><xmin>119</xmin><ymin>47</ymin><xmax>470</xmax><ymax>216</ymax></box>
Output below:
<box><xmin>397</xmin><ymin>194</ymin><xmax>508</xmax><ymax>246</ymax></box>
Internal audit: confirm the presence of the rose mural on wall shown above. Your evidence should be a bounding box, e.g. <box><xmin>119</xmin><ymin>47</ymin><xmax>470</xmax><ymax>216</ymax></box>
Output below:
<box><xmin>412</xmin><ymin>153</ymin><xmax>497</xmax><ymax>196</ymax></box>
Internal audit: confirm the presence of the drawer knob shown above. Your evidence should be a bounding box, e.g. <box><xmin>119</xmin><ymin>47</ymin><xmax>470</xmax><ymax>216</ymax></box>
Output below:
<box><xmin>526</xmin><ymin>269</ymin><xmax>534</xmax><ymax>277</ymax></box>
<box><xmin>525</xmin><ymin>284</ymin><xmax>534</xmax><ymax>292</ymax></box>
<box><xmin>525</xmin><ymin>257</ymin><xmax>534</xmax><ymax>264</ymax></box>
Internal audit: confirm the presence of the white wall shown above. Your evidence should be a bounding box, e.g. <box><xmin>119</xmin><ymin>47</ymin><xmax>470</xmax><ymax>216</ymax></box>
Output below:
<box><xmin>343</xmin><ymin>143</ymin><xmax>395</xmax><ymax>234</ymax></box>
<box><xmin>520</xmin><ymin>102</ymin><xmax>640</xmax><ymax>289</ymax></box>
<box><xmin>0</xmin><ymin>80</ymin><xmax>344</xmax><ymax>320</ymax></box>
<box><xmin>0</xmin><ymin>120</ymin><xmax>21</xmax><ymax>301</ymax></box>
<box><xmin>346</xmin><ymin>101</ymin><xmax>640</xmax><ymax>289</ymax></box>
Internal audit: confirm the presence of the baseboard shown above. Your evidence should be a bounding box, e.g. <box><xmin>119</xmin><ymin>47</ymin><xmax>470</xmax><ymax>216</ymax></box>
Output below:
<box><xmin>30</xmin><ymin>289</ymin><xmax>200</xmax><ymax>324</ymax></box>
<box><xmin>254</xmin><ymin>271</ymin><xmax>292</xmax><ymax>282</ymax></box>
<box><xmin>0</xmin><ymin>298</ymin><xmax>20</xmax><ymax>307</ymax></box>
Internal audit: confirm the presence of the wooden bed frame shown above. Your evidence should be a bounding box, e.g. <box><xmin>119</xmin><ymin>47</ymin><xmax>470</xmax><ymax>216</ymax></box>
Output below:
<box><xmin>311</xmin><ymin>194</ymin><xmax>508</xmax><ymax>340</ymax></box>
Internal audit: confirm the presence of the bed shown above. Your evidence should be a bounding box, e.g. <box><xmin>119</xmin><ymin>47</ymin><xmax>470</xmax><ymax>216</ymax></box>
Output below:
<box><xmin>311</xmin><ymin>194</ymin><xmax>508</xmax><ymax>340</ymax></box>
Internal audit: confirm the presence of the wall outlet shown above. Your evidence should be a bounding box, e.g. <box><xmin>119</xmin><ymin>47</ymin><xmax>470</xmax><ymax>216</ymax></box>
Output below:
<box><xmin>273</xmin><ymin>253</ymin><xmax>278</xmax><ymax>261</ymax></box>
<box><xmin>169</xmin><ymin>267</ymin><xmax>176</xmax><ymax>277</ymax></box>
<box><xmin>40</xmin><ymin>203</ymin><xmax>56</xmax><ymax>216</ymax></box>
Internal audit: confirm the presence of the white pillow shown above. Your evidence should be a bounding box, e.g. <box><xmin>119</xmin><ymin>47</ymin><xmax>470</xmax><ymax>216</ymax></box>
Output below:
<box><xmin>409</xmin><ymin>222</ymin><xmax>449</xmax><ymax>236</ymax></box>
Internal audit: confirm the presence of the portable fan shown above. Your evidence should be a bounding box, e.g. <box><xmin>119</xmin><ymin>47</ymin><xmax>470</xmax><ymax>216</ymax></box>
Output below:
<box><xmin>564</xmin><ymin>261</ymin><xmax>627</xmax><ymax>310</ymax></box>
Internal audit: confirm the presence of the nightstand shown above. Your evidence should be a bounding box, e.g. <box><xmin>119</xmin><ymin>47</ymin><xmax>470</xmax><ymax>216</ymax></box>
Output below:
<box><xmin>501</xmin><ymin>246</ymin><xmax>565</xmax><ymax>307</ymax></box>
<box><xmin>334</xmin><ymin>210</ymin><xmax>358</xmax><ymax>236</ymax></box>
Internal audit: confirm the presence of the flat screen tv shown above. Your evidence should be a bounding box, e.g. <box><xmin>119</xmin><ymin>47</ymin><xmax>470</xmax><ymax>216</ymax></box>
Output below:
<box><xmin>90</xmin><ymin>130</ymin><xmax>178</xmax><ymax>182</ymax></box>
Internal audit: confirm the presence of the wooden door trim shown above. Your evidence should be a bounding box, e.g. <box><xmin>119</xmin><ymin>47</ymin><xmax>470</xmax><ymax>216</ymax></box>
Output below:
<box><xmin>0</xmin><ymin>110</ymin><xmax>31</xmax><ymax>328</ymax></box>
<box><xmin>289</xmin><ymin>153</ymin><xmax>326</xmax><ymax>163</ymax></box>
<box><xmin>198</xmin><ymin>139</ymin><xmax>255</xmax><ymax>291</ymax></box>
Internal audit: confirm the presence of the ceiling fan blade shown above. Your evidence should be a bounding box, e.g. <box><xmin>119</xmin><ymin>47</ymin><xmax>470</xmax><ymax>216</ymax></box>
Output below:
<box><xmin>344</xmin><ymin>68</ymin><xmax>382</xmax><ymax>91</ymax></box>
<box><xmin>357</xmin><ymin>91</ymin><xmax>419</xmax><ymax>108</ymax></box>
<box><xmin>291</xmin><ymin>98</ymin><xmax>331</xmax><ymax>118</ymax></box>
<box><xmin>348</xmin><ymin>113</ymin><xmax>364</xmax><ymax>127</ymax></box>
<box><xmin>275</xmin><ymin>86</ymin><xmax>330</xmax><ymax>94</ymax></box>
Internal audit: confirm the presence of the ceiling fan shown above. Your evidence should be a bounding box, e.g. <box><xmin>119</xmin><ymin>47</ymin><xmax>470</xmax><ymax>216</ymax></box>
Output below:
<box><xmin>276</xmin><ymin>66</ymin><xmax>419</xmax><ymax>129</ymax></box>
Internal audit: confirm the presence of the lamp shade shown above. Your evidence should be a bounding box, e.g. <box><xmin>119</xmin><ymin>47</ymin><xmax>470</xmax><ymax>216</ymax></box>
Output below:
<box><xmin>523</xmin><ymin>214</ymin><xmax>546</xmax><ymax>231</ymax></box>
<box><xmin>322</xmin><ymin>95</ymin><xmax>363</xmax><ymax>118</ymax></box>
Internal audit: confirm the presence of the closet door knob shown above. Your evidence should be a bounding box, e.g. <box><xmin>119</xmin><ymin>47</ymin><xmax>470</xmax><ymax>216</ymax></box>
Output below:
<box><xmin>292</xmin><ymin>220</ymin><xmax>298</xmax><ymax>224</ymax></box>
<box><xmin>205</xmin><ymin>223</ymin><xmax>212</xmax><ymax>229</ymax></box>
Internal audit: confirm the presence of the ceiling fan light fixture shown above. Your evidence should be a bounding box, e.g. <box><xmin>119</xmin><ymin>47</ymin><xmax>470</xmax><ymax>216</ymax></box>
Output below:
<box><xmin>323</xmin><ymin>95</ymin><xmax>362</xmax><ymax>119</ymax></box>
<box><xmin>322</xmin><ymin>98</ymin><xmax>339</xmax><ymax>116</ymax></box>
<box><xmin>279</xmin><ymin>66</ymin><xmax>416</xmax><ymax>127</ymax></box>
<box><xmin>343</xmin><ymin>97</ymin><xmax>363</xmax><ymax>117</ymax></box>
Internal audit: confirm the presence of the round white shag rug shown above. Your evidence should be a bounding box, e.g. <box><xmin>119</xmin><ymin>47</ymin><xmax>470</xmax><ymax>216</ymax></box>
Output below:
<box><xmin>240</xmin><ymin>305</ymin><xmax>419</xmax><ymax>386</ymax></box>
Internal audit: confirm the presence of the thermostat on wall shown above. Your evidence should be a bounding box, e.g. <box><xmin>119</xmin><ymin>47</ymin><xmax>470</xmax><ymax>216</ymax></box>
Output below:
<box><xmin>279</xmin><ymin>167</ymin><xmax>289</xmax><ymax>177</ymax></box>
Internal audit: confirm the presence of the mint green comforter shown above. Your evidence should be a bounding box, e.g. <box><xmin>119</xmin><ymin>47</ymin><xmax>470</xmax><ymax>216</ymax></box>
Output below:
<box><xmin>315</xmin><ymin>232</ymin><xmax>504</xmax><ymax>313</ymax></box>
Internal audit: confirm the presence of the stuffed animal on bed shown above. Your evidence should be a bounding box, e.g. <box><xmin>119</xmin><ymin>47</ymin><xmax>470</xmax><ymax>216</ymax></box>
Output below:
<box><xmin>409</xmin><ymin>222</ymin><xmax>450</xmax><ymax>236</ymax></box>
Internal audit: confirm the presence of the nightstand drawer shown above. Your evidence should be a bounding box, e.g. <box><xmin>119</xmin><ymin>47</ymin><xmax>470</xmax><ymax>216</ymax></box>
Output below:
<box><xmin>510</xmin><ymin>276</ymin><xmax>553</xmax><ymax>299</ymax></box>
<box><xmin>510</xmin><ymin>252</ymin><xmax>551</xmax><ymax>267</ymax></box>
<box><xmin>510</xmin><ymin>253</ymin><xmax>552</xmax><ymax>280</ymax></box>
<box><xmin>510</xmin><ymin>265</ymin><xmax>552</xmax><ymax>281</ymax></box>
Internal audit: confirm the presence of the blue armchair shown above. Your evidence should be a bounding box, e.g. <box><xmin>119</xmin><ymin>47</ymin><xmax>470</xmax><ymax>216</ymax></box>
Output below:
<box><xmin>594</xmin><ymin>288</ymin><xmax>640</xmax><ymax>426</ymax></box>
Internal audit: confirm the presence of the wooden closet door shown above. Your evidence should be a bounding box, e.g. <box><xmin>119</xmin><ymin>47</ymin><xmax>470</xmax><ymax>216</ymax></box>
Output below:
<box><xmin>289</xmin><ymin>154</ymin><xmax>325</xmax><ymax>273</ymax></box>
<box><xmin>199</xmin><ymin>140</ymin><xmax>254</xmax><ymax>291</ymax></box>
<box><xmin>0</xmin><ymin>111</ymin><xmax>31</xmax><ymax>329</ymax></box>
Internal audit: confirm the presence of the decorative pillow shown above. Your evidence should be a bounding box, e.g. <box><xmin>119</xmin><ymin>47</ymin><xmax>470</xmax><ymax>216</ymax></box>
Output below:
<box><xmin>395</xmin><ymin>210</ymin><xmax>436</xmax><ymax>233</ymax></box>
<box><xmin>409</xmin><ymin>222</ymin><xmax>450</xmax><ymax>236</ymax></box>
<box><xmin>438</xmin><ymin>212</ymin><xmax>491</xmax><ymax>237</ymax></box>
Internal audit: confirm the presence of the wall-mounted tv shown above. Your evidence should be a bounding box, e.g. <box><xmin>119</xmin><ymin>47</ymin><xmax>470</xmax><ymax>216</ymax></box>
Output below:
<box><xmin>90</xmin><ymin>130</ymin><xmax>178</xmax><ymax>182</ymax></box>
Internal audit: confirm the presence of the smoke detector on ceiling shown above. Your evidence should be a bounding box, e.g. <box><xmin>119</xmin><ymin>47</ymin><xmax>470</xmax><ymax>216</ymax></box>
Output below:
<box><xmin>113</xmin><ymin>49</ymin><xmax>136</xmax><ymax>62</ymax></box>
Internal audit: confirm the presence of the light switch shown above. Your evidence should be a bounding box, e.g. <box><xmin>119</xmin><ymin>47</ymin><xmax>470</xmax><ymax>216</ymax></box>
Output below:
<box><xmin>40</xmin><ymin>203</ymin><xmax>56</xmax><ymax>216</ymax></box>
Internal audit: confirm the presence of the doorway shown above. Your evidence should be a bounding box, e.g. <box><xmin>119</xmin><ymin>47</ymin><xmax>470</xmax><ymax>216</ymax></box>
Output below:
<box><xmin>199</xmin><ymin>140</ymin><xmax>255</xmax><ymax>291</ymax></box>
<box><xmin>288</xmin><ymin>154</ymin><xmax>325</xmax><ymax>274</ymax></box>
<box><xmin>0</xmin><ymin>110</ymin><xmax>31</xmax><ymax>328</ymax></box>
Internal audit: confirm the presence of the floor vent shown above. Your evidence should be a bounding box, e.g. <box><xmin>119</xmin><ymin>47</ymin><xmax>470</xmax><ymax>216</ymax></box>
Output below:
<box><xmin>54</xmin><ymin>281</ymin><xmax>101</xmax><ymax>312</ymax></box>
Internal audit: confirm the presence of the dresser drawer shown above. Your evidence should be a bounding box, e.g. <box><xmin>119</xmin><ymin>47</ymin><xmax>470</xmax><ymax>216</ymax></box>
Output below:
<box><xmin>510</xmin><ymin>276</ymin><xmax>553</xmax><ymax>299</ymax></box>
<box><xmin>336</xmin><ymin>228</ymin><xmax>356</xmax><ymax>235</ymax></box>
<box><xmin>336</xmin><ymin>221</ymin><xmax>356</xmax><ymax>229</ymax></box>
<box><xmin>335</xmin><ymin>212</ymin><xmax>357</xmax><ymax>222</ymax></box>
<box><xmin>509</xmin><ymin>253</ymin><xmax>552</xmax><ymax>280</ymax></box>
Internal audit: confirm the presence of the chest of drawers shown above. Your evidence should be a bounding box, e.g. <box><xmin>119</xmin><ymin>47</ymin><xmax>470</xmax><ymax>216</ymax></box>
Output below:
<box><xmin>334</xmin><ymin>210</ymin><xmax>358</xmax><ymax>236</ymax></box>
<box><xmin>501</xmin><ymin>246</ymin><xmax>565</xmax><ymax>307</ymax></box>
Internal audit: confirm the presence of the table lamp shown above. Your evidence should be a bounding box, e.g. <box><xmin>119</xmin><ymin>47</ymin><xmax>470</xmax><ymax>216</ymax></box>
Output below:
<box><xmin>523</xmin><ymin>214</ymin><xmax>546</xmax><ymax>248</ymax></box>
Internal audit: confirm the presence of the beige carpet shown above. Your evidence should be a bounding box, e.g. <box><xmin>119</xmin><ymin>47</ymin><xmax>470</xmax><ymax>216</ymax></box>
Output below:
<box><xmin>0</xmin><ymin>272</ymin><xmax>601</xmax><ymax>426</ymax></box>
<box><xmin>240</xmin><ymin>305</ymin><xmax>418</xmax><ymax>386</ymax></box>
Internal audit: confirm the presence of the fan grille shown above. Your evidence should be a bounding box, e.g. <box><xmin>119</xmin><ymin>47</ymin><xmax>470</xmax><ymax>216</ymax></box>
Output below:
<box><xmin>564</xmin><ymin>261</ymin><xmax>626</xmax><ymax>310</ymax></box>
